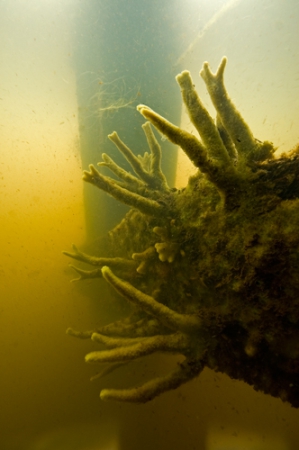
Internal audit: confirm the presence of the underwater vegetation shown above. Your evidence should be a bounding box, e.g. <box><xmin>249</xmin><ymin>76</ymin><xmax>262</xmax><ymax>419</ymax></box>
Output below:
<box><xmin>64</xmin><ymin>57</ymin><xmax>299</xmax><ymax>405</ymax></box>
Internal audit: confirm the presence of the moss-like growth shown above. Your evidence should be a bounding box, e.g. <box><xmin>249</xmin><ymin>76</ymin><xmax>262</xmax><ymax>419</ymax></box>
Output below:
<box><xmin>65</xmin><ymin>58</ymin><xmax>299</xmax><ymax>405</ymax></box>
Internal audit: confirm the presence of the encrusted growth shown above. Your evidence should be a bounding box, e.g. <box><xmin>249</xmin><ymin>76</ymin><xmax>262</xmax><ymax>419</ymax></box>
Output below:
<box><xmin>65</xmin><ymin>58</ymin><xmax>299</xmax><ymax>405</ymax></box>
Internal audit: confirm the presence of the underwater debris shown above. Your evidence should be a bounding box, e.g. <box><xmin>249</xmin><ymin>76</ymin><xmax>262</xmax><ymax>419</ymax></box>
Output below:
<box><xmin>64</xmin><ymin>57</ymin><xmax>299</xmax><ymax>405</ymax></box>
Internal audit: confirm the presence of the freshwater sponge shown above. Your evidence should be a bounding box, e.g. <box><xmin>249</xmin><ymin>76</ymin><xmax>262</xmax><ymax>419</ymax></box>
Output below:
<box><xmin>64</xmin><ymin>57</ymin><xmax>299</xmax><ymax>405</ymax></box>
